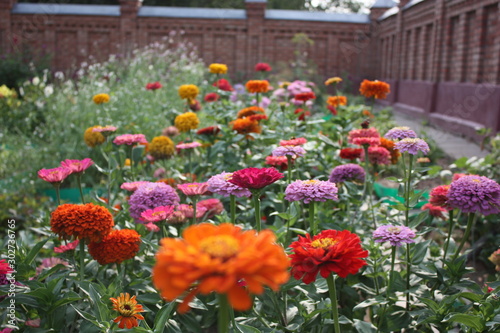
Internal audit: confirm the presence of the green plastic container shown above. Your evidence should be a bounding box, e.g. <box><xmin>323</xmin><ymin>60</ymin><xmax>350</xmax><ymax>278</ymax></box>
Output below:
<box><xmin>373</xmin><ymin>182</ymin><xmax>429</xmax><ymax>208</ymax></box>
<box><xmin>40</xmin><ymin>188</ymin><xmax>94</xmax><ymax>204</ymax></box>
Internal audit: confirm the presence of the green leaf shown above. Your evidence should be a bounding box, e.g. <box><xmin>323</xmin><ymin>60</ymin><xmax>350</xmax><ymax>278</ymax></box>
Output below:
<box><xmin>458</xmin><ymin>292</ymin><xmax>482</xmax><ymax>303</ymax></box>
<box><xmin>25</xmin><ymin>238</ymin><xmax>49</xmax><ymax>265</ymax></box>
<box><xmin>353</xmin><ymin>319</ymin><xmax>377</xmax><ymax>333</ymax></box>
<box><xmin>71</xmin><ymin>305</ymin><xmax>105</xmax><ymax>329</ymax></box>
<box><xmin>453</xmin><ymin>157</ymin><xmax>468</xmax><ymax>168</ymax></box>
<box><xmin>444</xmin><ymin>313</ymin><xmax>485</xmax><ymax>331</ymax></box>
<box><xmin>132</xmin><ymin>145</ymin><xmax>145</xmax><ymax>162</ymax></box>
<box><xmin>353</xmin><ymin>296</ymin><xmax>388</xmax><ymax>311</ymax></box>
<box><xmin>233</xmin><ymin>322</ymin><xmax>262</xmax><ymax>333</ymax></box>
<box><xmin>154</xmin><ymin>302</ymin><xmax>176</xmax><ymax>333</ymax></box>
<box><xmin>411</xmin><ymin>240</ymin><xmax>430</xmax><ymax>264</ymax></box>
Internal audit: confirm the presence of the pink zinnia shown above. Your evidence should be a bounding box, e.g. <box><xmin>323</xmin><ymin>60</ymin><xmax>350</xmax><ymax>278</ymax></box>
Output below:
<box><xmin>177</xmin><ymin>182</ymin><xmax>210</xmax><ymax>196</ymax></box>
<box><xmin>373</xmin><ymin>224</ymin><xmax>416</xmax><ymax>247</ymax></box>
<box><xmin>145</xmin><ymin>222</ymin><xmax>160</xmax><ymax>232</ymax></box>
<box><xmin>197</xmin><ymin>198</ymin><xmax>224</xmax><ymax>218</ymax></box>
<box><xmin>121</xmin><ymin>181</ymin><xmax>152</xmax><ymax>192</ymax></box>
<box><xmin>0</xmin><ymin>259</ymin><xmax>12</xmax><ymax>275</ymax></box>
<box><xmin>113</xmin><ymin>134</ymin><xmax>148</xmax><ymax>145</ymax></box>
<box><xmin>92</xmin><ymin>125</ymin><xmax>117</xmax><ymax>133</ymax></box>
<box><xmin>229</xmin><ymin>167</ymin><xmax>284</xmax><ymax>190</ymax></box>
<box><xmin>280</xmin><ymin>137</ymin><xmax>307</xmax><ymax>146</ymax></box>
<box><xmin>272</xmin><ymin>145</ymin><xmax>306</xmax><ymax>159</ymax></box>
<box><xmin>255</xmin><ymin>62</ymin><xmax>272</xmax><ymax>72</ymax></box>
<box><xmin>146</xmin><ymin>81</ymin><xmax>162</xmax><ymax>90</ymax></box>
<box><xmin>265</xmin><ymin>156</ymin><xmax>288</xmax><ymax>171</ymax></box>
<box><xmin>421</xmin><ymin>203</ymin><xmax>447</xmax><ymax>219</ymax></box>
<box><xmin>54</xmin><ymin>240</ymin><xmax>80</xmax><ymax>253</ymax></box>
<box><xmin>177</xmin><ymin>204</ymin><xmax>208</xmax><ymax>219</ymax></box>
<box><xmin>176</xmin><ymin>142</ymin><xmax>202</xmax><ymax>149</ymax></box>
<box><xmin>429</xmin><ymin>185</ymin><xmax>451</xmax><ymax>210</ymax></box>
<box><xmin>60</xmin><ymin>158</ymin><xmax>94</xmax><ymax>174</ymax></box>
<box><xmin>140</xmin><ymin>205</ymin><xmax>175</xmax><ymax>223</ymax></box>
<box><xmin>348</xmin><ymin>128</ymin><xmax>381</xmax><ymax>146</ymax></box>
<box><xmin>38</xmin><ymin>167</ymin><xmax>71</xmax><ymax>183</ymax></box>
<box><xmin>362</xmin><ymin>146</ymin><xmax>391</xmax><ymax>165</ymax></box>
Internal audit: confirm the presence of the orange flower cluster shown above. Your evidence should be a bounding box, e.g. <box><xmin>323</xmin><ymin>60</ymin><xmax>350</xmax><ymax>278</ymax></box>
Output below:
<box><xmin>50</xmin><ymin>203</ymin><xmax>114</xmax><ymax>242</ymax></box>
<box><xmin>152</xmin><ymin>223</ymin><xmax>290</xmax><ymax>313</ymax></box>
<box><xmin>327</xmin><ymin>96</ymin><xmax>347</xmax><ymax>107</ymax></box>
<box><xmin>237</xmin><ymin>106</ymin><xmax>265</xmax><ymax>119</ymax></box>
<box><xmin>110</xmin><ymin>293</ymin><xmax>145</xmax><ymax>329</ymax></box>
<box><xmin>379</xmin><ymin>137</ymin><xmax>401</xmax><ymax>164</ymax></box>
<box><xmin>359</xmin><ymin>79</ymin><xmax>390</xmax><ymax>99</ymax></box>
<box><xmin>88</xmin><ymin>229</ymin><xmax>141</xmax><ymax>265</ymax></box>
<box><xmin>231</xmin><ymin>117</ymin><xmax>261</xmax><ymax>135</ymax></box>
<box><xmin>245</xmin><ymin>80</ymin><xmax>269</xmax><ymax>94</ymax></box>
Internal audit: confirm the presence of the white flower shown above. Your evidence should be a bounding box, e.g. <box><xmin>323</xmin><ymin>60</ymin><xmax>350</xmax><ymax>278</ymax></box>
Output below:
<box><xmin>32</xmin><ymin>77</ymin><xmax>40</xmax><ymax>85</ymax></box>
<box><xmin>44</xmin><ymin>85</ymin><xmax>54</xmax><ymax>97</ymax></box>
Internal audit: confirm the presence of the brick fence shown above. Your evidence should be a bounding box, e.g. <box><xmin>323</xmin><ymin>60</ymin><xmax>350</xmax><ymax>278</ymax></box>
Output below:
<box><xmin>1</xmin><ymin>0</ymin><xmax>499</xmax><ymax>139</ymax></box>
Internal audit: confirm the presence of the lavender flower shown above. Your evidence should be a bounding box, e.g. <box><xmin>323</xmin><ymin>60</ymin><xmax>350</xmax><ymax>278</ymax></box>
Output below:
<box><xmin>394</xmin><ymin>138</ymin><xmax>430</xmax><ymax>155</ymax></box>
<box><xmin>285</xmin><ymin>179</ymin><xmax>338</xmax><ymax>204</ymax></box>
<box><xmin>207</xmin><ymin>172</ymin><xmax>252</xmax><ymax>198</ymax></box>
<box><xmin>373</xmin><ymin>224</ymin><xmax>416</xmax><ymax>247</ymax></box>
<box><xmin>128</xmin><ymin>182</ymin><xmax>180</xmax><ymax>221</ymax></box>
<box><xmin>272</xmin><ymin>145</ymin><xmax>306</xmax><ymax>159</ymax></box>
<box><xmin>329</xmin><ymin>164</ymin><xmax>365</xmax><ymax>183</ymax></box>
<box><xmin>447</xmin><ymin>175</ymin><xmax>500</xmax><ymax>216</ymax></box>
<box><xmin>384</xmin><ymin>126</ymin><xmax>417</xmax><ymax>140</ymax></box>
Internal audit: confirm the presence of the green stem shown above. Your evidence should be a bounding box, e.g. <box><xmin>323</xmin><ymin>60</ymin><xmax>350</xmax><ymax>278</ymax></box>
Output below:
<box><xmin>286</xmin><ymin>156</ymin><xmax>293</xmax><ymax>184</ymax></box>
<box><xmin>404</xmin><ymin>154</ymin><xmax>413</xmax><ymax>227</ymax></box>
<box><xmin>252</xmin><ymin>191</ymin><xmax>262</xmax><ymax>232</ymax></box>
<box><xmin>230</xmin><ymin>195</ymin><xmax>236</xmax><ymax>224</ymax></box>
<box><xmin>217</xmin><ymin>294</ymin><xmax>230</xmax><ymax>333</ymax></box>
<box><xmin>326</xmin><ymin>274</ymin><xmax>341</xmax><ymax>333</ymax></box>
<box><xmin>76</xmin><ymin>174</ymin><xmax>85</xmax><ymax>204</ymax></box>
<box><xmin>387</xmin><ymin>246</ymin><xmax>396</xmax><ymax>296</ymax></box>
<box><xmin>129</xmin><ymin>146</ymin><xmax>135</xmax><ymax>181</ymax></box>
<box><xmin>191</xmin><ymin>196</ymin><xmax>198</xmax><ymax>226</ymax></box>
<box><xmin>406</xmin><ymin>243</ymin><xmax>411</xmax><ymax>311</ymax></box>
<box><xmin>54</xmin><ymin>184</ymin><xmax>61</xmax><ymax>206</ymax></box>
<box><xmin>256</xmin><ymin>92</ymin><xmax>260</xmax><ymax>107</ymax></box>
<box><xmin>79</xmin><ymin>240</ymin><xmax>85</xmax><ymax>282</ymax></box>
<box><xmin>452</xmin><ymin>213</ymin><xmax>475</xmax><ymax>261</ymax></box>
<box><xmin>404</xmin><ymin>153</ymin><xmax>413</xmax><ymax>311</ymax></box>
<box><xmin>443</xmin><ymin>209</ymin><xmax>454</xmax><ymax>262</ymax></box>
<box><xmin>309</xmin><ymin>202</ymin><xmax>316</xmax><ymax>235</ymax></box>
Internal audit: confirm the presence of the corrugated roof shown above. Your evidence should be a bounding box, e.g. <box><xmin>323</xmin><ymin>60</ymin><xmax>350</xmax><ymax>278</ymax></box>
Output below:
<box><xmin>138</xmin><ymin>6</ymin><xmax>246</xmax><ymax>19</ymax></box>
<box><xmin>12</xmin><ymin>3</ymin><xmax>120</xmax><ymax>16</ymax></box>
<box><xmin>266</xmin><ymin>10</ymin><xmax>370</xmax><ymax>24</ymax></box>
<box><xmin>371</xmin><ymin>0</ymin><xmax>397</xmax><ymax>8</ymax></box>
<box><xmin>377</xmin><ymin>6</ymin><xmax>399</xmax><ymax>20</ymax></box>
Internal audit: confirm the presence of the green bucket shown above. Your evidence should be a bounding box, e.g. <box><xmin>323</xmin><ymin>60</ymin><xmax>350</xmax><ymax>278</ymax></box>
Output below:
<box><xmin>373</xmin><ymin>182</ymin><xmax>429</xmax><ymax>208</ymax></box>
<box><xmin>40</xmin><ymin>187</ymin><xmax>95</xmax><ymax>204</ymax></box>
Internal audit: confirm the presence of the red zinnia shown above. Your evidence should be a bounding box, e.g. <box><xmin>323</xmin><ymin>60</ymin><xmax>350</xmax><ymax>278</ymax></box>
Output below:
<box><xmin>255</xmin><ymin>62</ymin><xmax>272</xmax><ymax>72</ymax></box>
<box><xmin>229</xmin><ymin>167</ymin><xmax>284</xmax><ymax>190</ymax></box>
<box><xmin>429</xmin><ymin>185</ymin><xmax>451</xmax><ymax>210</ymax></box>
<box><xmin>327</xmin><ymin>105</ymin><xmax>337</xmax><ymax>116</ymax></box>
<box><xmin>421</xmin><ymin>203</ymin><xmax>447</xmax><ymax>220</ymax></box>
<box><xmin>146</xmin><ymin>82</ymin><xmax>162</xmax><ymax>91</ymax></box>
<box><xmin>339</xmin><ymin>148</ymin><xmax>363</xmax><ymax>160</ymax></box>
<box><xmin>294</xmin><ymin>108</ymin><xmax>311</xmax><ymax>121</ymax></box>
<box><xmin>213</xmin><ymin>78</ymin><xmax>233</xmax><ymax>91</ymax></box>
<box><xmin>289</xmin><ymin>230</ymin><xmax>368</xmax><ymax>284</ymax></box>
<box><xmin>294</xmin><ymin>92</ymin><xmax>316</xmax><ymax>102</ymax></box>
<box><xmin>197</xmin><ymin>126</ymin><xmax>220</xmax><ymax>136</ymax></box>
<box><xmin>204</xmin><ymin>92</ymin><xmax>219</xmax><ymax>102</ymax></box>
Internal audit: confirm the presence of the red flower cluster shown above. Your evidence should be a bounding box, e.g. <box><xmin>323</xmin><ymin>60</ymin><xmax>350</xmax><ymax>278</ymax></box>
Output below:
<box><xmin>146</xmin><ymin>81</ymin><xmax>162</xmax><ymax>91</ymax></box>
<box><xmin>213</xmin><ymin>78</ymin><xmax>233</xmax><ymax>91</ymax></box>
<box><xmin>255</xmin><ymin>62</ymin><xmax>272</xmax><ymax>72</ymax></box>
<box><xmin>197</xmin><ymin>126</ymin><xmax>220</xmax><ymax>136</ymax></box>
<box><xmin>339</xmin><ymin>148</ymin><xmax>363</xmax><ymax>160</ymax></box>
<box><xmin>229</xmin><ymin>167</ymin><xmax>284</xmax><ymax>190</ymax></box>
<box><xmin>294</xmin><ymin>92</ymin><xmax>316</xmax><ymax>102</ymax></box>
<box><xmin>294</xmin><ymin>108</ymin><xmax>311</xmax><ymax>121</ymax></box>
<box><xmin>204</xmin><ymin>92</ymin><xmax>219</xmax><ymax>102</ymax></box>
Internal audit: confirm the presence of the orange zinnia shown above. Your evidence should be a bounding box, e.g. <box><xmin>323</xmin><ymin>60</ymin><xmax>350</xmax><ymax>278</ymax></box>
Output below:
<box><xmin>231</xmin><ymin>117</ymin><xmax>261</xmax><ymax>135</ymax></box>
<box><xmin>50</xmin><ymin>203</ymin><xmax>114</xmax><ymax>242</ymax></box>
<box><xmin>237</xmin><ymin>106</ymin><xmax>265</xmax><ymax>119</ymax></box>
<box><xmin>359</xmin><ymin>79</ymin><xmax>390</xmax><ymax>99</ymax></box>
<box><xmin>88</xmin><ymin>229</ymin><xmax>141</xmax><ymax>265</ymax></box>
<box><xmin>110</xmin><ymin>293</ymin><xmax>145</xmax><ymax>329</ymax></box>
<box><xmin>245</xmin><ymin>80</ymin><xmax>269</xmax><ymax>94</ymax></box>
<box><xmin>380</xmin><ymin>137</ymin><xmax>401</xmax><ymax>164</ymax></box>
<box><xmin>152</xmin><ymin>223</ymin><xmax>290</xmax><ymax>313</ymax></box>
<box><xmin>327</xmin><ymin>96</ymin><xmax>347</xmax><ymax>107</ymax></box>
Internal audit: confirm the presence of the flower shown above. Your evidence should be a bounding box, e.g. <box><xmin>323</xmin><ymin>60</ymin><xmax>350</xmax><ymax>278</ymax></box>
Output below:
<box><xmin>174</xmin><ymin>112</ymin><xmax>200</xmax><ymax>132</ymax></box>
<box><xmin>92</xmin><ymin>125</ymin><xmax>117</xmax><ymax>134</ymax></box>
<box><xmin>189</xmin><ymin>99</ymin><xmax>202</xmax><ymax>111</ymax></box>
<box><xmin>488</xmin><ymin>249</ymin><xmax>500</xmax><ymax>271</ymax></box>
<box><xmin>384</xmin><ymin>126</ymin><xmax>417</xmax><ymax>140</ymax></box>
<box><xmin>152</xmin><ymin>223</ymin><xmax>290</xmax><ymax>313</ymax></box>
<box><xmin>88</xmin><ymin>229</ymin><xmax>141</xmax><ymax>265</ymax></box>
<box><xmin>249</xmin><ymin>114</ymin><xmax>268</xmax><ymax>122</ymax></box>
<box><xmin>280</xmin><ymin>137</ymin><xmax>307</xmax><ymax>146</ymax></box>
<box><xmin>329</xmin><ymin>164</ymin><xmax>365</xmax><ymax>183</ymax></box>
<box><xmin>92</xmin><ymin>93</ymin><xmax>110</xmax><ymax>104</ymax></box>
<box><xmin>145</xmin><ymin>222</ymin><xmax>160</xmax><ymax>232</ymax></box>
<box><xmin>364</xmin><ymin>146</ymin><xmax>391</xmax><ymax>165</ymax></box>
<box><xmin>452</xmin><ymin>173</ymin><xmax>470</xmax><ymax>181</ymax></box>
<box><xmin>204</xmin><ymin>92</ymin><xmax>220</xmax><ymax>102</ymax></box>
<box><xmin>177</xmin><ymin>182</ymin><xmax>210</xmax><ymax>196</ymax></box>
<box><xmin>325</xmin><ymin>77</ymin><xmax>342</xmax><ymax>85</ymax></box>
<box><xmin>50</xmin><ymin>203</ymin><xmax>114</xmax><ymax>242</ymax></box>
<box><xmin>246</xmin><ymin>80</ymin><xmax>270</xmax><ymax>93</ymax></box>
<box><xmin>110</xmin><ymin>293</ymin><xmax>145</xmax><ymax>329</ymax></box>
<box><xmin>272</xmin><ymin>145</ymin><xmax>306</xmax><ymax>159</ymax></box>
<box><xmin>379</xmin><ymin>137</ymin><xmax>401</xmax><ymax>164</ymax></box>
<box><xmin>255</xmin><ymin>62</ymin><xmax>272</xmax><ymax>72</ymax></box>
<box><xmin>237</xmin><ymin>106</ymin><xmax>265</xmax><ymax>119</ymax></box>
<box><xmin>149</xmin><ymin>136</ymin><xmax>175</xmax><ymax>159</ymax></box>
<box><xmin>162</xmin><ymin>126</ymin><xmax>180</xmax><ymax>137</ymax></box>
<box><xmin>113</xmin><ymin>134</ymin><xmax>148</xmax><ymax>146</ymax></box>
<box><xmin>178</xmin><ymin>84</ymin><xmax>199</xmax><ymax>100</ymax></box>
<box><xmin>54</xmin><ymin>239</ymin><xmax>80</xmax><ymax>253</ymax></box>
<box><xmin>417</xmin><ymin>157</ymin><xmax>431</xmax><ymax>163</ymax></box>
<box><xmin>197</xmin><ymin>126</ymin><xmax>220</xmax><ymax>136</ymax></box>
<box><xmin>213</xmin><ymin>78</ymin><xmax>233</xmax><ymax>91</ymax></box>
<box><xmin>25</xmin><ymin>319</ymin><xmax>41</xmax><ymax>328</ymax></box>
<box><xmin>121</xmin><ymin>181</ymin><xmax>152</xmax><ymax>192</ymax></box>
<box><xmin>60</xmin><ymin>158</ymin><xmax>94</xmax><ymax>174</ymax></box>
<box><xmin>128</xmin><ymin>182</ymin><xmax>180</xmax><ymax>221</ymax></box>
<box><xmin>209</xmin><ymin>63</ymin><xmax>228</xmax><ymax>74</ymax></box>
<box><xmin>0</xmin><ymin>84</ymin><xmax>16</xmax><ymax>98</ymax></box>
<box><xmin>231</xmin><ymin>118</ymin><xmax>261</xmax><ymax>135</ymax></box>
<box><xmin>0</xmin><ymin>259</ymin><xmax>12</xmax><ymax>275</ymax></box>
<box><xmin>362</xmin><ymin>109</ymin><xmax>374</xmax><ymax>118</ymax></box>
<box><xmin>347</xmin><ymin>127</ymin><xmax>381</xmax><ymax>146</ymax></box>
<box><xmin>176</xmin><ymin>141</ymin><xmax>202</xmax><ymax>149</ymax></box>
<box><xmin>289</xmin><ymin>230</ymin><xmax>368</xmax><ymax>283</ymax></box>
<box><xmin>177</xmin><ymin>204</ymin><xmax>208</xmax><ymax>219</ymax></box>
<box><xmin>265</xmin><ymin>156</ymin><xmax>288</xmax><ymax>171</ymax></box>
<box><xmin>294</xmin><ymin>92</ymin><xmax>316</xmax><ymax>102</ymax></box>
<box><xmin>359</xmin><ymin>79</ymin><xmax>390</xmax><ymax>99</ymax></box>
<box><xmin>229</xmin><ymin>167</ymin><xmax>284</xmax><ymax>190</ymax></box>
<box><xmin>38</xmin><ymin>167</ymin><xmax>71</xmax><ymax>184</ymax></box>
<box><xmin>429</xmin><ymin>185</ymin><xmax>451</xmax><ymax>210</ymax></box>
<box><xmin>35</xmin><ymin>257</ymin><xmax>69</xmax><ymax>275</ymax></box>
<box><xmin>146</xmin><ymin>81</ymin><xmax>162</xmax><ymax>90</ymax></box>
<box><xmin>84</xmin><ymin>126</ymin><xmax>106</xmax><ymax>147</ymax></box>
<box><xmin>394</xmin><ymin>138</ymin><xmax>430</xmax><ymax>155</ymax></box>
<box><xmin>197</xmin><ymin>198</ymin><xmax>224</xmax><ymax>218</ymax></box>
<box><xmin>447</xmin><ymin>175</ymin><xmax>500</xmax><ymax>215</ymax></box>
<box><xmin>294</xmin><ymin>108</ymin><xmax>311</xmax><ymax>121</ymax></box>
<box><xmin>328</xmin><ymin>105</ymin><xmax>338</xmax><ymax>115</ymax></box>
<box><xmin>285</xmin><ymin>179</ymin><xmax>338</xmax><ymax>204</ymax></box>
<box><xmin>140</xmin><ymin>205</ymin><xmax>175</xmax><ymax>223</ymax></box>
<box><xmin>327</xmin><ymin>96</ymin><xmax>347</xmax><ymax>107</ymax></box>
<box><xmin>339</xmin><ymin>148</ymin><xmax>363</xmax><ymax>160</ymax></box>
<box><xmin>373</xmin><ymin>224</ymin><xmax>416</xmax><ymax>247</ymax></box>
<box><xmin>207</xmin><ymin>172</ymin><xmax>252</xmax><ymax>198</ymax></box>
<box><xmin>421</xmin><ymin>203</ymin><xmax>447</xmax><ymax>219</ymax></box>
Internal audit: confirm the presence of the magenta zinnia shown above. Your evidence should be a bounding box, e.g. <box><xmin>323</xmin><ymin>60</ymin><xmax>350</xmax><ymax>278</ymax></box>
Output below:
<box><xmin>60</xmin><ymin>158</ymin><xmax>94</xmax><ymax>174</ymax></box>
<box><xmin>447</xmin><ymin>175</ymin><xmax>500</xmax><ymax>216</ymax></box>
<box><xmin>373</xmin><ymin>224</ymin><xmax>416</xmax><ymax>247</ymax></box>
<box><xmin>272</xmin><ymin>145</ymin><xmax>306</xmax><ymax>159</ymax></box>
<box><xmin>394</xmin><ymin>138</ymin><xmax>430</xmax><ymax>155</ymax></box>
<box><xmin>329</xmin><ymin>164</ymin><xmax>365</xmax><ymax>183</ymax></box>
<box><xmin>285</xmin><ymin>180</ymin><xmax>338</xmax><ymax>204</ymax></box>
<box><xmin>38</xmin><ymin>167</ymin><xmax>71</xmax><ymax>184</ymax></box>
<box><xmin>228</xmin><ymin>167</ymin><xmax>284</xmax><ymax>190</ymax></box>
<box><xmin>384</xmin><ymin>126</ymin><xmax>417</xmax><ymax>140</ymax></box>
<box><xmin>207</xmin><ymin>172</ymin><xmax>252</xmax><ymax>198</ymax></box>
<box><xmin>113</xmin><ymin>134</ymin><xmax>148</xmax><ymax>146</ymax></box>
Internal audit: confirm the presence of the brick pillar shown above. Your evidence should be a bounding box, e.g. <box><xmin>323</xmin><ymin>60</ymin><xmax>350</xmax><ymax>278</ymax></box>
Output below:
<box><xmin>245</xmin><ymin>0</ymin><xmax>266</xmax><ymax>76</ymax></box>
<box><xmin>119</xmin><ymin>0</ymin><xmax>141</xmax><ymax>55</ymax></box>
<box><xmin>0</xmin><ymin>0</ymin><xmax>16</xmax><ymax>53</ymax></box>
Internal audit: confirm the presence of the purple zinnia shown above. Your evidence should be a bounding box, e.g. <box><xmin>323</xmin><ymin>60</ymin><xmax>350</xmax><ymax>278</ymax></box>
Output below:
<box><xmin>329</xmin><ymin>164</ymin><xmax>365</xmax><ymax>183</ymax></box>
<box><xmin>394</xmin><ymin>138</ymin><xmax>430</xmax><ymax>155</ymax></box>
<box><xmin>272</xmin><ymin>145</ymin><xmax>306</xmax><ymax>159</ymax></box>
<box><xmin>373</xmin><ymin>224</ymin><xmax>416</xmax><ymax>247</ymax></box>
<box><xmin>207</xmin><ymin>172</ymin><xmax>252</xmax><ymax>198</ymax></box>
<box><xmin>447</xmin><ymin>175</ymin><xmax>500</xmax><ymax>216</ymax></box>
<box><xmin>384</xmin><ymin>126</ymin><xmax>417</xmax><ymax>140</ymax></box>
<box><xmin>284</xmin><ymin>179</ymin><xmax>338</xmax><ymax>204</ymax></box>
<box><xmin>128</xmin><ymin>182</ymin><xmax>180</xmax><ymax>221</ymax></box>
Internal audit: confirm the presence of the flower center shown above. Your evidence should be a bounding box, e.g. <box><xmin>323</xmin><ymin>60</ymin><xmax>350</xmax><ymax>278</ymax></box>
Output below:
<box><xmin>311</xmin><ymin>237</ymin><xmax>338</xmax><ymax>250</ymax></box>
<box><xmin>223</xmin><ymin>173</ymin><xmax>233</xmax><ymax>181</ymax></box>
<box><xmin>119</xmin><ymin>303</ymin><xmax>135</xmax><ymax>317</ymax></box>
<box><xmin>152</xmin><ymin>211</ymin><xmax>164</xmax><ymax>217</ymax></box>
<box><xmin>303</xmin><ymin>180</ymin><xmax>319</xmax><ymax>185</ymax></box>
<box><xmin>199</xmin><ymin>235</ymin><xmax>239</xmax><ymax>259</ymax></box>
<box><xmin>387</xmin><ymin>226</ymin><xmax>402</xmax><ymax>234</ymax></box>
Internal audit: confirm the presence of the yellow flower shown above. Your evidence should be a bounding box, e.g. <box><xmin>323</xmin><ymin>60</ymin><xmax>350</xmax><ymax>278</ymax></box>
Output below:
<box><xmin>178</xmin><ymin>84</ymin><xmax>199</xmax><ymax>100</ymax></box>
<box><xmin>209</xmin><ymin>63</ymin><xmax>228</xmax><ymax>74</ymax></box>
<box><xmin>325</xmin><ymin>77</ymin><xmax>342</xmax><ymax>85</ymax></box>
<box><xmin>279</xmin><ymin>82</ymin><xmax>291</xmax><ymax>89</ymax></box>
<box><xmin>92</xmin><ymin>93</ymin><xmax>110</xmax><ymax>104</ymax></box>
<box><xmin>109</xmin><ymin>293</ymin><xmax>145</xmax><ymax>329</ymax></box>
<box><xmin>84</xmin><ymin>126</ymin><xmax>106</xmax><ymax>148</ymax></box>
<box><xmin>124</xmin><ymin>158</ymin><xmax>131</xmax><ymax>167</ymax></box>
<box><xmin>174</xmin><ymin>112</ymin><xmax>200</xmax><ymax>132</ymax></box>
<box><xmin>149</xmin><ymin>136</ymin><xmax>175</xmax><ymax>159</ymax></box>
<box><xmin>0</xmin><ymin>85</ymin><xmax>16</xmax><ymax>98</ymax></box>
